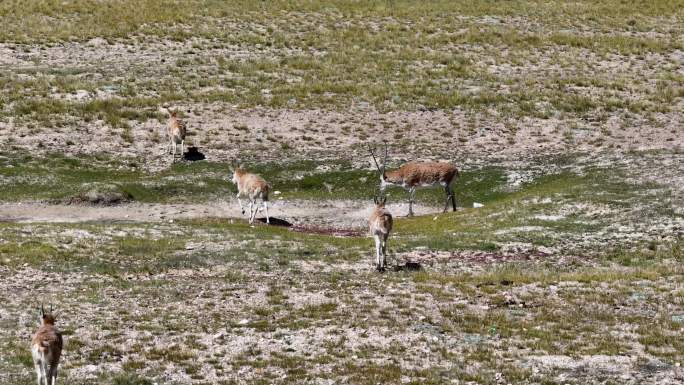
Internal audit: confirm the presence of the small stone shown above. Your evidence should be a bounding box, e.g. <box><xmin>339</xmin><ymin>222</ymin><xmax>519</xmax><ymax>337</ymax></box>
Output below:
<box><xmin>87</xmin><ymin>37</ymin><xmax>107</xmax><ymax>46</ymax></box>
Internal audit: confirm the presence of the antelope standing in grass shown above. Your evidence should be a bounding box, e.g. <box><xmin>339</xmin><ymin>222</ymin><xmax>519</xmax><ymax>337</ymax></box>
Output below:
<box><xmin>369</xmin><ymin>195</ymin><xmax>393</xmax><ymax>271</ymax></box>
<box><xmin>231</xmin><ymin>165</ymin><xmax>271</xmax><ymax>224</ymax></box>
<box><xmin>31</xmin><ymin>304</ymin><xmax>63</xmax><ymax>385</ymax></box>
<box><xmin>369</xmin><ymin>144</ymin><xmax>459</xmax><ymax>217</ymax></box>
<box><xmin>167</xmin><ymin>110</ymin><xmax>187</xmax><ymax>161</ymax></box>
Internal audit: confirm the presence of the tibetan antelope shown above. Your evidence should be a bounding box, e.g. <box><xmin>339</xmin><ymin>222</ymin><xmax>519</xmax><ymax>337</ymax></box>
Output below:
<box><xmin>369</xmin><ymin>144</ymin><xmax>459</xmax><ymax>217</ymax></box>
<box><xmin>230</xmin><ymin>165</ymin><xmax>271</xmax><ymax>224</ymax></box>
<box><xmin>166</xmin><ymin>110</ymin><xmax>187</xmax><ymax>161</ymax></box>
<box><xmin>31</xmin><ymin>304</ymin><xmax>63</xmax><ymax>385</ymax></box>
<box><xmin>368</xmin><ymin>195</ymin><xmax>393</xmax><ymax>271</ymax></box>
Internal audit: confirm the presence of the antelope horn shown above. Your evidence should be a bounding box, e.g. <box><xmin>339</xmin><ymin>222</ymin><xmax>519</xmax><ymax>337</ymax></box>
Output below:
<box><xmin>41</xmin><ymin>304</ymin><xmax>45</xmax><ymax>317</ymax></box>
<box><xmin>367</xmin><ymin>145</ymin><xmax>383</xmax><ymax>174</ymax></box>
<box><xmin>382</xmin><ymin>142</ymin><xmax>389</xmax><ymax>172</ymax></box>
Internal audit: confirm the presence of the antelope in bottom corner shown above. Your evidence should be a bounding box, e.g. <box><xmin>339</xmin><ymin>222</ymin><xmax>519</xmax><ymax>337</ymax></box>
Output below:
<box><xmin>369</xmin><ymin>144</ymin><xmax>459</xmax><ymax>217</ymax></box>
<box><xmin>369</xmin><ymin>195</ymin><xmax>393</xmax><ymax>271</ymax></box>
<box><xmin>230</xmin><ymin>165</ymin><xmax>271</xmax><ymax>224</ymax></box>
<box><xmin>31</xmin><ymin>304</ymin><xmax>63</xmax><ymax>385</ymax></box>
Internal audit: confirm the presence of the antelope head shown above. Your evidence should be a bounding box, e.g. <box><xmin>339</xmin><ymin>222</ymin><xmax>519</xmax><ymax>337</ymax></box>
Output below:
<box><xmin>229</xmin><ymin>159</ymin><xmax>243</xmax><ymax>184</ymax></box>
<box><xmin>373</xmin><ymin>194</ymin><xmax>388</xmax><ymax>208</ymax></box>
<box><xmin>39</xmin><ymin>304</ymin><xmax>56</xmax><ymax>325</ymax></box>
<box><xmin>368</xmin><ymin>143</ymin><xmax>389</xmax><ymax>192</ymax></box>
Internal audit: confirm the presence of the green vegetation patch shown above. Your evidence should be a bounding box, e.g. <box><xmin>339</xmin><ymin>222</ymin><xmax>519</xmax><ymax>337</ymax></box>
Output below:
<box><xmin>0</xmin><ymin>152</ymin><xmax>510</xmax><ymax>204</ymax></box>
<box><xmin>1</xmin><ymin>1</ymin><xmax>683</xmax><ymax>120</ymax></box>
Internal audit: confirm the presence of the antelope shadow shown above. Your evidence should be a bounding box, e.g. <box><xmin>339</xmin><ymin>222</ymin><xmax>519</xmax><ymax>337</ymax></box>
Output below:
<box><xmin>256</xmin><ymin>217</ymin><xmax>292</xmax><ymax>227</ymax></box>
<box><xmin>183</xmin><ymin>146</ymin><xmax>205</xmax><ymax>161</ymax></box>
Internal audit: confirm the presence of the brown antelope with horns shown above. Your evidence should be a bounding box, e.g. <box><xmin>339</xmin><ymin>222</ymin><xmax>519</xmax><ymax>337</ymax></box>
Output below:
<box><xmin>368</xmin><ymin>194</ymin><xmax>393</xmax><ymax>271</ymax></box>
<box><xmin>31</xmin><ymin>304</ymin><xmax>63</xmax><ymax>385</ymax></box>
<box><xmin>369</xmin><ymin>144</ymin><xmax>459</xmax><ymax>217</ymax></box>
<box><xmin>230</xmin><ymin>163</ymin><xmax>271</xmax><ymax>224</ymax></box>
<box><xmin>166</xmin><ymin>110</ymin><xmax>187</xmax><ymax>162</ymax></box>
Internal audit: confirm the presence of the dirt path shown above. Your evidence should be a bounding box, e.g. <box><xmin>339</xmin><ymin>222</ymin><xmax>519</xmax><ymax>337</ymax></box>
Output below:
<box><xmin>0</xmin><ymin>200</ymin><xmax>443</xmax><ymax>228</ymax></box>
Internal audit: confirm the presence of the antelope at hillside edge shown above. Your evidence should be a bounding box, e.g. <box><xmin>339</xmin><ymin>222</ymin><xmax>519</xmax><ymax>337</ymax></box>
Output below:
<box><xmin>368</xmin><ymin>144</ymin><xmax>459</xmax><ymax>216</ymax></box>
<box><xmin>166</xmin><ymin>109</ymin><xmax>187</xmax><ymax>162</ymax></box>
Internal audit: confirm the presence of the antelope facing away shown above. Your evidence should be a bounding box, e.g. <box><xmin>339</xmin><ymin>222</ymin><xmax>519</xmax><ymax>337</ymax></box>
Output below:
<box><xmin>31</xmin><ymin>304</ymin><xmax>63</xmax><ymax>385</ymax></box>
<box><xmin>231</xmin><ymin>165</ymin><xmax>271</xmax><ymax>224</ymax></box>
<box><xmin>167</xmin><ymin>110</ymin><xmax>187</xmax><ymax>162</ymax></box>
<box><xmin>369</xmin><ymin>195</ymin><xmax>393</xmax><ymax>271</ymax></box>
<box><xmin>369</xmin><ymin>144</ymin><xmax>459</xmax><ymax>216</ymax></box>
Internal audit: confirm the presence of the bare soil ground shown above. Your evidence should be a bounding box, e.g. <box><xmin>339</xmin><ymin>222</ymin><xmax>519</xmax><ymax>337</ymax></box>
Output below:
<box><xmin>1</xmin><ymin>148</ymin><xmax>681</xmax><ymax>385</ymax></box>
<box><xmin>0</xmin><ymin>200</ymin><xmax>440</xmax><ymax>228</ymax></box>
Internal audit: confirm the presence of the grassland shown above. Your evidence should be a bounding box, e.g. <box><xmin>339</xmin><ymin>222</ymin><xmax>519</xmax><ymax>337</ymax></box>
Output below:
<box><xmin>0</xmin><ymin>0</ymin><xmax>683</xmax><ymax>160</ymax></box>
<box><xmin>0</xmin><ymin>214</ymin><xmax>682</xmax><ymax>384</ymax></box>
<box><xmin>1</xmin><ymin>148</ymin><xmax>682</xmax><ymax>384</ymax></box>
<box><xmin>0</xmin><ymin>150</ymin><xmax>511</xmax><ymax>205</ymax></box>
<box><xmin>0</xmin><ymin>1</ymin><xmax>683</xmax><ymax>384</ymax></box>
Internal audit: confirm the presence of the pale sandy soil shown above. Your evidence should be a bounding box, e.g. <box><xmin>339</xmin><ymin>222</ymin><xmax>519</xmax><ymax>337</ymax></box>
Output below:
<box><xmin>0</xmin><ymin>200</ymin><xmax>441</xmax><ymax>228</ymax></box>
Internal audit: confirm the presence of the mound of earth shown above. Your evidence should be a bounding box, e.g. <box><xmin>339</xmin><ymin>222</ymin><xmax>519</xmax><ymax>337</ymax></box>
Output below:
<box><xmin>66</xmin><ymin>183</ymin><xmax>133</xmax><ymax>206</ymax></box>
